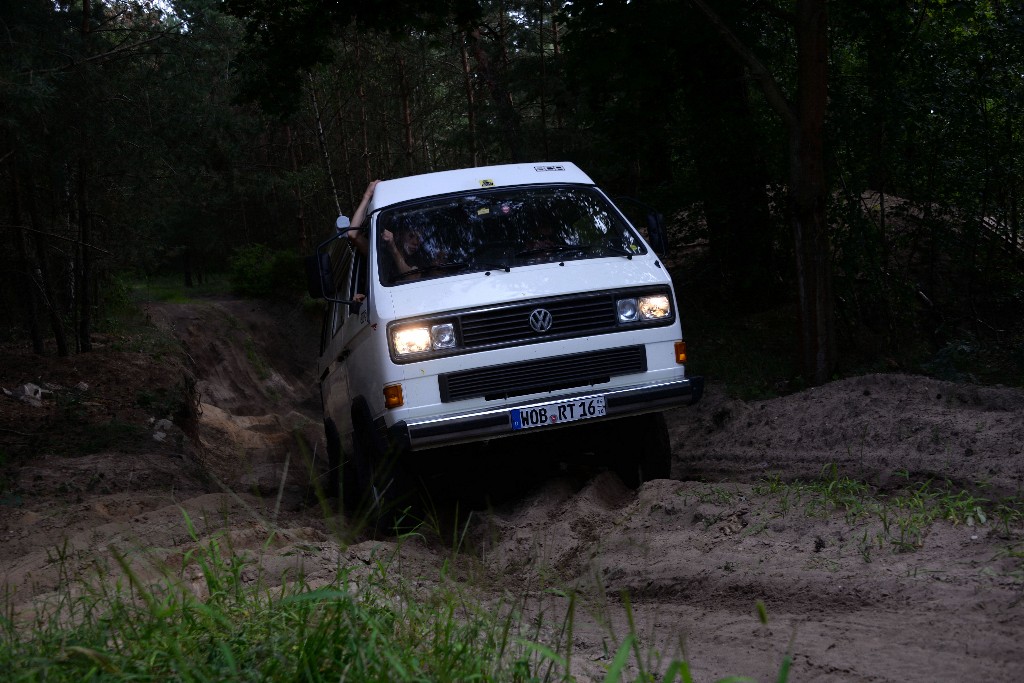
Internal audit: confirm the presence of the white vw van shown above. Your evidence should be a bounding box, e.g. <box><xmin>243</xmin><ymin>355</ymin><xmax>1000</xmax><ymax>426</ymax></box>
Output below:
<box><xmin>306</xmin><ymin>162</ymin><xmax>703</xmax><ymax>517</ymax></box>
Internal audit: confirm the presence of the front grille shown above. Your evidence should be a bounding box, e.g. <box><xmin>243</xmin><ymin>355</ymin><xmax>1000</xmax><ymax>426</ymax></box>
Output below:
<box><xmin>439</xmin><ymin>345</ymin><xmax>647</xmax><ymax>403</ymax></box>
<box><xmin>460</xmin><ymin>293</ymin><xmax>617</xmax><ymax>347</ymax></box>
<box><xmin>388</xmin><ymin>288</ymin><xmax>674</xmax><ymax>364</ymax></box>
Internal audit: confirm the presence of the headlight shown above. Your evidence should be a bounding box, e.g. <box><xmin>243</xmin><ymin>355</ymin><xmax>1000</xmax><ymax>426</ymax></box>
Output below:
<box><xmin>638</xmin><ymin>294</ymin><xmax>670</xmax><ymax>319</ymax></box>
<box><xmin>392</xmin><ymin>321</ymin><xmax>458</xmax><ymax>356</ymax></box>
<box><xmin>616</xmin><ymin>293</ymin><xmax>672</xmax><ymax>323</ymax></box>
<box><xmin>616</xmin><ymin>298</ymin><xmax>639</xmax><ymax>323</ymax></box>
<box><xmin>431</xmin><ymin>323</ymin><xmax>456</xmax><ymax>349</ymax></box>
<box><xmin>392</xmin><ymin>326</ymin><xmax>432</xmax><ymax>355</ymax></box>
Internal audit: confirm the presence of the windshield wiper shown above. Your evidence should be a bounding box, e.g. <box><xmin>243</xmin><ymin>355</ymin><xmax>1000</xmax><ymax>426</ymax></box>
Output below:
<box><xmin>389</xmin><ymin>261</ymin><xmax>470</xmax><ymax>282</ymax></box>
<box><xmin>515</xmin><ymin>244</ymin><xmax>586</xmax><ymax>258</ymax></box>
<box><xmin>475</xmin><ymin>260</ymin><xmax>511</xmax><ymax>273</ymax></box>
<box><xmin>602</xmin><ymin>244</ymin><xmax>635</xmax><ymax>259</ymax></box>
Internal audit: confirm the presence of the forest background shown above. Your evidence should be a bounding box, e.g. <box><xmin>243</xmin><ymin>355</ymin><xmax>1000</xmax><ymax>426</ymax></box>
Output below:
<box><xmin>2</xmin><ymin>0</ymin><xmax>1023</xmax><ymax>393</ymax></box>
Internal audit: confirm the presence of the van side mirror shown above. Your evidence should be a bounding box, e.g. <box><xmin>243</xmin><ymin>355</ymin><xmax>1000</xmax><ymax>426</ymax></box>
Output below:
<box><xmin>306</xmin><ymin>223</ymin><xmax>366</xmax><ymax>307</ymax></box>
<box><xmin>646</xmin><ymin>211</ymin><xmax>669</xmax><ymax>255</ymax></box>
<box><xmin>305</xmin><ymin>252</ymin><xmax>332</xmax><ymax>299</ymax></box>
<box><xmin>614</xmin><ymin>196</ymin><xmax>670</xmax><ymax>256</ymax></box>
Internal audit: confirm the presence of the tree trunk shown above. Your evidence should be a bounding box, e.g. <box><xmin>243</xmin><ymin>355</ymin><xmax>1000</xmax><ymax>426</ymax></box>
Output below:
<box><xmin>286</xmin><ymin>124</ymin><xmax>308</xmax><ymax>251</ymax></box>
<box><xmin>308</xmin><ymin>74</ymin><xmax>342</xmax><ymax>216</ymax></box>
<box><xmin>76</xmin><ymin>156</ymin><xmax>93</xmax><ymax>353</ymax></box>
<box><xmin>77</xmin><ymin>0</ymin><xmax>93</xmax><ymax>353</ymax></box>
<box><xmin>791</xmin><ymin>0</ymin><xmax>834</xmax><ymax>385</ymax></box>
<box><xmin>398</xmin><ymin>53</ymin><xmax>415</xmax><ymax>174</ymax></box>
<box><xmin>335</xmin><ymin>73</ymin><xmax>356</xmax><ymax>204</ymax></box>
<box><xmin>538</xmin><ymin>0</ymin><xmax>548</xmax><ymax>158</ymax></box>
<box><xmin>9</xmin><ymin>174</ymin><xmax>44</xmax><ymax>354</ymax></box>
<box><xmin>380</xmin><ymin>107</ymin><xmax>392</xmax><ymax>177</ymax></box>
<box><xmin>551</xmin><ymin>1</ymin><xmax>563</xmax><ymax>131</ymax></box>
<box><xmin>355</xmin><ymin>40</ymin><xmax>372</xmax><ymax>180</ymax></box>
<box><xmin>459</xmin><ymin>39</ymin><xmax>479</xmax><ymax>167</ymax></box>
<box><xmin>183</xmin><ymin>246</ymin><xmax>194</xmax><ymax>288</ymax></box>
<box><xmin>23</xmin><ymin>171</ymin><xmax>69</xmax><ymax>356</ymax></box>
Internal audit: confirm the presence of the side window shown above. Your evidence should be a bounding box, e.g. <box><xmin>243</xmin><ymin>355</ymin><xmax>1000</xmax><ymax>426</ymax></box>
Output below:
<box><xmin>352</xmin><ymin>250</ymin><xmax>367</xmax><ymax>303</ymax></box>
<box><xmin>331</xmin><ymin>246</ymin><xmax>354</xmax><ymax>337</ymax></box>
<box><xmin>319</xmin><ymin>304</ymin><xmax>332</xmax><ymax>355</ymax></box>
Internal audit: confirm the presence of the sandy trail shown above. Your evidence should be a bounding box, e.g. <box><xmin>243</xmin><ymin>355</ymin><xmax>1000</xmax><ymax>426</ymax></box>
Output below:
<box><xmin>2</xmin><ymin>297</ymin><xmax>1022</xmax><ymax>681</ymax></box>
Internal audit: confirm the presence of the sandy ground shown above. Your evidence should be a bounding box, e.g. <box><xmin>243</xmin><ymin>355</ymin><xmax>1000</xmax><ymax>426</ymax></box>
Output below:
<box><xmin>2</xmin><ymin>297</ymin><xmax>1023</xmax><ymax>681</ymax></box>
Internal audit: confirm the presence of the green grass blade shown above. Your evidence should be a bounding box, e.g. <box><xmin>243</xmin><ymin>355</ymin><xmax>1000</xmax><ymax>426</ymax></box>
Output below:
<box><xmin>603</xmin><ymin>635</ymin><xmax>634</xmax><ymax>683</ymax></box>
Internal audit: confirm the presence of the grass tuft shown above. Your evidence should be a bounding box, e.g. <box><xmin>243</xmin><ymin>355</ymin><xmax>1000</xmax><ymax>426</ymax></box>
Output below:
<box><xmin>754</xmin><ymin>464</ymin><xmax>1024</xmax><ymax>561</ymax></box>
<box><xmin>2</xmin><ymin>507</ymin><xmax>799</xmax><ymax>682</ymax></box>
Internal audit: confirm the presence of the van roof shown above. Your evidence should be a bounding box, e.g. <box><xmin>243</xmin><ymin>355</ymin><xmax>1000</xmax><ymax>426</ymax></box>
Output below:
<box><xmin>370</xmin><ymin>162</ymin><xmax>595</xmax><ymax>211</ymax></box>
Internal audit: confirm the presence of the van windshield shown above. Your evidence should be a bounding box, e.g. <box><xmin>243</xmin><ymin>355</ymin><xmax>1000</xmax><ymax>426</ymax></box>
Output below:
<box><xmin>375</xmin><ymin>185</ymin><xmax>645</xmax><ymax>285</ymax></box>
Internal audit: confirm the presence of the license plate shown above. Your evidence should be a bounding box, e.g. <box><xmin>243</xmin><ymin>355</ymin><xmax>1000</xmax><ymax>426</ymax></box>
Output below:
<box><xmin>510</xmin><ymin>396</ymin><xmax>606</xmax><ymax>430</ymax></box>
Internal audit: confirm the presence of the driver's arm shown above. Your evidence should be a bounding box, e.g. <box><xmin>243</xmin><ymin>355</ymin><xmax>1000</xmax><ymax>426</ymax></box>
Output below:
<box><xmin>347</xmin><ymin>179</ymin><xmax>380</xmax><ymax>257</ymax></box>
<box><xmin>382</xmin><ymin>229</ymin><xmax>418</xmax><ymax>277</ymax></box>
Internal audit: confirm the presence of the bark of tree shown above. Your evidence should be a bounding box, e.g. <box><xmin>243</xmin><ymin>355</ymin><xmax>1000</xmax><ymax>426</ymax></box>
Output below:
<box><xmin>308</xmin><ymin>73</ymin><xmax>342</xmax><ymax>217</ymax></box>
<box><xmin>9</xmin><ymin>174</ymin><xmax>44</xmax><ymax>353</ymax></box>
<box><xmin>77</xmin><ymin>0</ymin><xmax>93</xmax><ymax>353</ymax></box>
<box><xmin>538</xmin><ymin>0</ymin><xmax>548</xmax><ymax>158</ymax></box>
<box><xmin>551</xmin><ymin>1</ymin><xmax>563</xmax><ymax>131</ymax></box>
<box><xmin>76</xmin><ymin>155</ymin><xmax>93</xmax><ymax>353</ymax></box>
<box><xmin>286</xmin><ymin>124</ymin><xmax>308</xmax><ymax>252</ymax></box>
<box><xmin>23</xmin><ymin>171</ymin><xmax>69</xmax><ymax>356</ymax></box>
<box><xmin>397</xmin><ymin>53</ymin><xmax>416</xmax><ymax>174</ymax></box>
<box><xmin>355</xmin><ymin>41</ymin><xmax>372</xmax><ymax>180</ymax></box>
<box><xmin>459</xmin><ymin>39</ymin><xmax>479</xmax><ymax>167</ymax></box>
<box><xmin>379</xmin><ymin>107</ymin><xmax>392</xmax><ymax>177</ymax></box>
<box><xmin>333</xmin><ymin>68</ymin><xmax>356</xmax><ymax>204</ymax></box>
<box><xmin>791</xmin><ymin>0</ymin><xmax>834</xmax><ymax>385</ymax></box>
<box><xmin>183</xmin><ymin>247</ymin><xmax>194</xmax><ymax>288</ymax></box>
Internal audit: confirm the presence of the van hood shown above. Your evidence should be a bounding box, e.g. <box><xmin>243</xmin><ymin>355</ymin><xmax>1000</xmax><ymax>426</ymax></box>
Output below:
<box><xmin>374</xmin><ymin>256</ymin><xmax>672</xmax><ymax>321</ymax></box>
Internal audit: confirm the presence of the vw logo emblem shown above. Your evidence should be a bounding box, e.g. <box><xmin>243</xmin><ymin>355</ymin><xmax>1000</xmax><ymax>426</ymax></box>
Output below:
<box><xmin>529</xmin><ymin>308</ymin><xmax>553</xmax><ymax>332</ymax></box>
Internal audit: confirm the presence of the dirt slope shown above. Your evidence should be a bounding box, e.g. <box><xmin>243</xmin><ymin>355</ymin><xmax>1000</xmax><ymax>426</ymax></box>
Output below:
<box><xmin>2</xmin><ymin>297</ymin><xmax>1022</xmax><ymax>682</ymax></box>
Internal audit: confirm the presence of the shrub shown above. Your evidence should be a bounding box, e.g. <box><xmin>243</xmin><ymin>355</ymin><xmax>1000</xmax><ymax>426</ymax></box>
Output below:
<box><xmin>228</xmin><ymin>244</ymin><xmax>304</xmax><ymax>298</ymax></box>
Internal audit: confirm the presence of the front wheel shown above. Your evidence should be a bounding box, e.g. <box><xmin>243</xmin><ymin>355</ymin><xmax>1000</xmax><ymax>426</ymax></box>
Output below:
<box><xmin>323</xmin><ymin>418</ymin><xmax>358</xmax><ymax>511</ymax></box>
<box><xmin>351</xmin><ymin>401</ymin><xmax>416</xmax><ymax>532</ymax></box>
<box><xmin>604</xmin><ymin>412</ymin><xmax>672</xmax><ymax>488</ymax></box>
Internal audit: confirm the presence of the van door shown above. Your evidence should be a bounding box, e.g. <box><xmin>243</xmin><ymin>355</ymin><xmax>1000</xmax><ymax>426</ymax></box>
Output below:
<box><xmin>320</xmin><ymin>242</ymin><xmax>370</xmax><ymax>446</ymax></box>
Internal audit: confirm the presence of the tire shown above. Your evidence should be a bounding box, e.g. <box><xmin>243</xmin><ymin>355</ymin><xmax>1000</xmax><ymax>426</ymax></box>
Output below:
<box><xmin>351</xmin><ymin>401</ymin><xmax>416</xmax><ymax>532</ymax></box>
<box><xmin>607</xmin><ymin>412</ymin><xmax>672</xmax><ymax>488</ymax></box>
<box><xmin>324</xmin><ymin>418</ymin><xmax>358</xmax><ymax>511</ymax></box>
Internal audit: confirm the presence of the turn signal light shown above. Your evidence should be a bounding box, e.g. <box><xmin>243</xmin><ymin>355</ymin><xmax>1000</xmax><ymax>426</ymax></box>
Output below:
<box><xmin>674</xmin><ymin>341</ymin><xmax>687</xmax><ymax>364</ymax></box>
<box><xmin>384</xmin><ymin>384</ymin><xmax>404</xmax><ymax>409</ymax></box>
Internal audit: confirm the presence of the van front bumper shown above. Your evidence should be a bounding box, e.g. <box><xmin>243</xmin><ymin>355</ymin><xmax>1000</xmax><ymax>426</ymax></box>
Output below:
<box><xmin>387</xmin><ymin>376</ymin><xmax>704</xmax><ymax>451</ymax></box>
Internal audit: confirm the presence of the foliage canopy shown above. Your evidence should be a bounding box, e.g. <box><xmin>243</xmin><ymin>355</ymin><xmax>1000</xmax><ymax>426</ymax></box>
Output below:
<box><xmin>1</xmin><ymin>0</ymin><xmax>1021</xmax><ymax>386</ymax></box>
